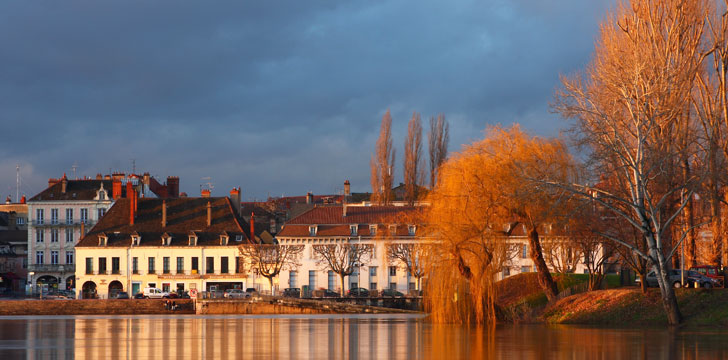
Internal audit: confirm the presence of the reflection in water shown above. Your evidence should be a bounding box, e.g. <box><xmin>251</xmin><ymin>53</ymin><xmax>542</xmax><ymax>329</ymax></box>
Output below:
<box><xmin>0</xmin><ymin>315</ymin><xmax>727</xmax><ymax>359</ymax></box>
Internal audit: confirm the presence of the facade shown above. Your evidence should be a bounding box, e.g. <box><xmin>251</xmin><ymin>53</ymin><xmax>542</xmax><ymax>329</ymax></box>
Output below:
<box><xmin>0</xmin><ymin>198</ymin><xmax>29</xmax><ymax>291</ymax></box>
<box><xmin>75</xmin><ymin>195</ymin><xmax>251</xmax><ymax>299</ymax></box>
<box><xmin>276</xmin><ymin>204</ymin><xmax>426</xmax><ymax>295</ymax></box>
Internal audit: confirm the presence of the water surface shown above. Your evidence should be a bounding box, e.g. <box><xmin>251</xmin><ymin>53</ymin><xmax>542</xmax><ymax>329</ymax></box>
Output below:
<box><xmin>0</xmin><ymin>314</ymin><xmax>726</xmax><ymax>359</ymax></box>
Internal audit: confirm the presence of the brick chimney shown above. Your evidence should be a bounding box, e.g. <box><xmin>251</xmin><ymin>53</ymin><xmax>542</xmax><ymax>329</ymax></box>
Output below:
<box><xmin>229</xmin><ymin>187</ymin><xmax>241</xmax><ymax>215</ymax></box>
<box><xmin>201</xmin><ymin>189</ymin><xmax>211</xmax><ymax>198</ymax></box>
<box><xmin>112</xmin><ymin>178</ymin><xmax>122</xmax><ymax>199</ymax></box>
<box><xmin>306</xmin><ymin>192</ymin><xmax>313</xmax><ymax>204</ymax></box>
<box><xmin>128</xmin><ymin>182</ymin><xmax>135</xmax><ymax>225</ymax></box>
<box><xmin>206</xmin><ymin>201</ymin><xmax>212</xmax><ymax>227</ymax></box>
<box><xmin>250</xmin><ymin>212</ymin><xmax>255</xmax><ymax>243</ymax></box>
<box><xmin>344</xmin><ymin>180</ymin><xmax>351</xmax><ymax>197</ymax></box>
<box><xmin>20</xmin><ymin>195</ymin><xmax>25</xmax><ymax>204</ymax></box>
<box><xmin>61</xmin><ymin>174</ymin><xmax>68</xmax><ymax>194</ymax></box>
<box><xmin>167</xmin><ymin>176</ymin><xmax>179</xmax><ymax>198</ymax></box>
<box><xmin>161</xmin><ymin>200</ymin><xmax>167</xmax><ymax>228</ymax></box>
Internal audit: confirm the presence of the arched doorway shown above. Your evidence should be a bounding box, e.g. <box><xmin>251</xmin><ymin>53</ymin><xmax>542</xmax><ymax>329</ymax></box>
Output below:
<box><xmin>66</xmin><ymin>276</ymin><xmax>75</xmax><ymax>291</ymax></box>
<box><xmin>81</xmin><ymin>281</ymin><xmax>97</xmax><ymax>299</ymax></box>
<box><xmin>37</xmin><ymin>275</ymin><xmax>59</xmax><ymax>293</ymax></box>
<box><xmin>108</xmin><ymin>281</ymin><xmax>123</xmax><ymax>298</ymax></box>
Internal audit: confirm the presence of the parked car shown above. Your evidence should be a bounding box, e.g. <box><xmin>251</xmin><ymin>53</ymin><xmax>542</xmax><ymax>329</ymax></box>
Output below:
<box><xmin>690</xmin><ymin>265</ymin><xmax>724</xmax><ymax>287</ymax></box>
<box><xmin>224</xmin><ymin>289</ymin><xmax>251</xmax><ymax>299</ymax></box>
<box><xmin>322</xmin><ymin>289</ymin><xmax>341</xmax><ymax>298</ymax></box>
<box><xmin>112</xmin><ymin>292</ymin><xmax>129</xmax><ymax>299</ymax></box>
<box><xmin>133</xmin><ymin>292</ymin><xmax>145</xmax><ymax>299</ymax></box>
<box><xmin>142</xmin><ymin>287</ymin><xmax>171</xmax><ymax>299</ymax></box>
<box><xmin>347</xmin><ymin>287</ymin><xmax>369</xmax><ymax>297</ymax></box>
<box><xmin>640</xmin><ymin>269</ymin><xmax>718</xmax><ymax>288</ymax></box>
<box><xmin>685</xmin><ymin>271</ymin><xmax>720</xmax><ymax>289</ymax></box>
<box><xmin>175</xmin><ymin>291</ymin><xmax>191</xmax><ymax>299</ymax></box>
<box><xmin>283</xmin><ymin>288</ymin><xmax>301</xmax><ymax>298</ymax></box>
<box><xmin>381</xmin><ymin>289</ymin><xmax>405</xmax><ymax>297</ymax></box>
<box><xmin>245</xmin><ymin>288</ymin><xmax>258</xmax><ymax>295</ymax></box>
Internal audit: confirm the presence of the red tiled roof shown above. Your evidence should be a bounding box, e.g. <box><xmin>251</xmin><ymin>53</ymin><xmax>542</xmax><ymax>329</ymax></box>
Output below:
<box><xmin>29</xmin><ymin>180</ymin><xmax>112</xmax><ymax>202</ymax></box>
<box><xmin>77</xmin><ymin>197</ymin><xmax>250</xmax><ymax>248</ymax></box>
<box><xmin>278</xmin><ymin>205</ymin><xmax>422</xmax><ymax>237</ymax></box>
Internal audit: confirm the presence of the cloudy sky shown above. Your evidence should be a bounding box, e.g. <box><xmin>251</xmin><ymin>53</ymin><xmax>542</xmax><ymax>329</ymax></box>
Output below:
<box><xmin>0</xmin><ymin>0</ymin><xmax>613</xmax><ymax>201</ymax></box>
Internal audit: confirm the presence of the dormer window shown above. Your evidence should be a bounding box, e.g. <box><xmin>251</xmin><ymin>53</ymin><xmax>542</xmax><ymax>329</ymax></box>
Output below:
<box><xmin>309</xmin><ymin>226</ymin><xmax>317</xmax><ymax>237</ymax></box>
<box><xmin>188</xmin><ymin>233</ymin><xmax>198</xmax><ymax>246</ymax></box>
<box><xmin>408</xmin><ymin>225</ymin><xmax>416</xmax><ymax>236</ymax></box>
<box><xmin>369</xmin><ymin>225</ymin><xmax>377</xmax><ymax>236</ymax></box>
<box><xmin>220</xmin><ymin>234</ymin><xmax>229</xmax><ymax>246</ymax></box>
<box><xmin>350</xmin><ymin>225</ymin><xmax>358</xmax><ymax>236</ymax></box>
<box><xmin>161</xmin><ymin>233</ymin><xmax>172</xmax><ymax>246</ymax></box>
<box><xmin>235</xmin><ymin>235</ymin><xmax>243</xmax><ymax>242</ymax></box>
<box><xmin>389</xmin><ymin>225</ymin><xmax>397</xmax><ymax>235</ymax></box>
<box><xmin>131</xmin><ymin>234</ymin><xmax>140</xmax><ymax>246</ymax></box>
<box><xmin>99</xmin><ymin>234</ymin><xmax>108</xmax><ymax>246</ymax></box>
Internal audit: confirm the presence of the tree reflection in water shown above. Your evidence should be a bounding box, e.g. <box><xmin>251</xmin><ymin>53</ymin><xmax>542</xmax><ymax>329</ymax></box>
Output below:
<box><xmin>1</xmin><ymin>315</ymin><xmax>728</xmax><ymax>359</ymax></box>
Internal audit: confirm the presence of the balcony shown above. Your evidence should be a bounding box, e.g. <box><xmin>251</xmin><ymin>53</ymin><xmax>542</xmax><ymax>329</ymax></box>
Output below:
<box><xmin>30</xmin><ymin>264</ymin><xmax>75</xmax><ymax>273</ymax></box>
<box><xmin>31</xmin><ymin>220</ymin><xmax>96</xmax><ymax>227</ymax></box>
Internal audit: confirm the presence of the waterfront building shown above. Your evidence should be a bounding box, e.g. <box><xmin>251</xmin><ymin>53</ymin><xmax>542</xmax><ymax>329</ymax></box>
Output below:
<box><xmin>75</xmin><ymin>192</ymin><xmax>251</xmax><ymax>299</ymax></box>
<box><xmin>0</xmin><ymin>196</ymin><xmax>29</xmax><ymax>291</ymax></box>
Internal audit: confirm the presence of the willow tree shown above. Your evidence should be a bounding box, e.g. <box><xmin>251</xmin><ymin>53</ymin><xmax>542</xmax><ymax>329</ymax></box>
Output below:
<box><xmin>554</xmin><ymin>0</ymin><xmax>707</xmax><ymax>325</ymax></box>
<box><xmin>424</xmin><ymin>125</ymin><xmax>576</xmax><ymax>323</ymax></box>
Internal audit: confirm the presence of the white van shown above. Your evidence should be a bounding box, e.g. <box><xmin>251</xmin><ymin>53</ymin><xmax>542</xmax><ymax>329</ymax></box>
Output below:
<box><xmin>142</xmin><ymin>287</ymin><xmax>170</xmax><ymax>299</ymax></box>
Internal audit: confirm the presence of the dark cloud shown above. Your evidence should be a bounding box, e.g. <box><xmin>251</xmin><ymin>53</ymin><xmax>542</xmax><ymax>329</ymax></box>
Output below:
<box><xmin>0</xmin><ymin>0</ymin><xmax>614</xmax><ymax>200</ymax></box>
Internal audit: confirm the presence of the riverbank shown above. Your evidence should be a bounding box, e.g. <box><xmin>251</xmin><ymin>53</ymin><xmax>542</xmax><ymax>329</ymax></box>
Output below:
<box><xmin>0</xmin><ymin>297</ymin><xmax>418</xmax><ymax>316</ymax></box>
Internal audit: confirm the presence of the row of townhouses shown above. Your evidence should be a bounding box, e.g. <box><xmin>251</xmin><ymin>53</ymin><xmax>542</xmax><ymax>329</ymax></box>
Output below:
<box><xmin>0</xmin><ymin>175</ymin><xmax>602</xmax><ymax>298</ymax></box>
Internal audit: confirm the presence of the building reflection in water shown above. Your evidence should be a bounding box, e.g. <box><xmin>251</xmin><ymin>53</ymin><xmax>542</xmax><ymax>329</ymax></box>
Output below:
<box><xmin>2</xmin><ymin>315</ymin><xmax>728</xmax><ymax>359</ymax></box>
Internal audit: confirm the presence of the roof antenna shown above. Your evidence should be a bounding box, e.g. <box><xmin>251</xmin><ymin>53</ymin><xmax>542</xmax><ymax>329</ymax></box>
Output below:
<box><xmin>16</xmin><ymin>164</ymin><xmax>20</xmax><ymax>203</ymax></box>
<box><xmin>131</xmin><ymin>159</ymin><xmax>136</xmax><ymax>175</ymax></box>
<box><xmin>71</xmin><ymin>162</ymin><xmax>78</xmax><ymax>180</ymax></box>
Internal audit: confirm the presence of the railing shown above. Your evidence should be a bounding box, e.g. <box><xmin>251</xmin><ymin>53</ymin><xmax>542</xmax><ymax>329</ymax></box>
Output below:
<box><xmin>29</xmin><ymin>264</ymin><xmax>75</xmax><ymax>273</ymax></box>
<box><xmin>31</xmin><ymin>220</ymin><xmax>96</xmax><ymax>227</ymax></box>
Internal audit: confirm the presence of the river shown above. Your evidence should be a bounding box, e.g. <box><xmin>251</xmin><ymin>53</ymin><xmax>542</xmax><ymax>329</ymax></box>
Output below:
<box><xmin>0</xmin><ymin>314</ymin><xmax>726</xmax><ymax>359</ymax></box>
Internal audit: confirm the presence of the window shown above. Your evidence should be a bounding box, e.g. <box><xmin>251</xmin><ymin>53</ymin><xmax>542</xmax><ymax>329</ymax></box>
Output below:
<box><xmin>235</xmin><ymin>235</ymin><xmax>243</xmax><ymax>242</ymax></box>
<box><xmin>389</xmin><ymin>266</ymin><xmax>397</xmax><ymax>276</ymax></box>
<box><xmin>98</xmin><ymin>258</ymin><xmax>107</xmax><ymax>274</ymax></box>
<box><xmin>289</xmin><ymin>271</ymin><xmax>298</xmax><ymax>288</ymax></box>
<box><xmin>221</xmin><ymin>257</ymin><xmax>229</xmax><ymax>274</ymax></box>
<box><xmin>389</xmin><ymin>282</ymin><xmax>396</xmax><ymax>290</ymax></box>
<box><xmin>521</xmin><ymin>244</ymin><xmax>528</xmax><ymax>259</ymax></box>
<box><xmin>235</xmin><ymin>257</ymin><xmax>243</xmax><ymax>273</ymax></box>
<box><xmin>409</xmin><ymin>282</ymin><xmax>416</xmax><ymax>290</ymax></box>
<box><xmin>36</xmin><ymin>251</ymin><xmax>44</xmax><ymax>264</ymax></box>
<box><xmin>66</xmin><ymin>251</ymin><xmax>74</xmax><ymax>264</ymax></box>
<box><xmin>369</xmin><ymin>266</ymin><xmax>377</xmax><ymax>277</ymax></box>
<box><xmin>328</xmin><ymin>271</ymin><xmax>335</xmax><ymax>290</ymax></box>
<box><xmin>408</xmin><ymin>225</ymin><xmax>416</xmax><ymax>236</ymax></box>
<box><xmin>163</xmin><ymin>257</ymin><xmax>170</xmax><ymax>274</ymax></box>
<box><xmin>65</xmin><ymin>209</ymin><xmax>73</xmax><ymax>224</ymax></box>
<box><xmin>309</xmin><ymin>270</ymin><xmax>316</xmax><ymax>288</ymax></box>
<box><xmin>85</xmin><ymin>257</ymin><xmax>93</xmax><ymax>274</ymax></box>
<box><xmin>176</xmin><ymin>257</ymin><xmax>184</xmax><ymax>273</ymax></box>
<box><xmin>98</xmin><ymin>208</ymin><xmax>106</xmax><ymax>220</ymax></box>
<box><xmin>36</xmin><ymin>229</ymin><xmax>44</xmax><ymax>242</ymax></box>
<box><xmin>309</xmin><ymin>226</ymin><xmax>317</xmax><ymax>236</ymax></box>
<box><xmin>369</xmin><ymin>225</ymin><xmax>377</xmax><ymax>236</ymax></box>
<box><xmin>132</xmin><ymin>257</ymin><xmax>139</xmax><ymax>274</ymax></box>
<box><xmin>50</xmin><ymin>208</ymin><xmax>58</xmax><ymax>225</ymax></box>
<box><xmin>51</xmin><ymin>228</ymin><xmax>59</xmax><ymax>243</ymax></box>
<box><xmin>521</xmin><ymin>266</ymin><xmax>531</xmax><ymax>273</ymax></box>
<box><xmin>51</xmin><ymin>251</ymin><xmax>59</xmax><ymax>265</ymax></box>
<box><xmin>36</xmin><ymin>209</ymin><xmax>44</xmax><ymax>225</ymax></box>
<box><xmin>206</xmin><ymin>257</ymin><xmax>214</xmax><ymax>274</ymax></box>
<box><xmin>503</xmin><ymin>267</ymin><xmax>510</xmax><ymax>276</ymax></box>
<box><xmin>148</xmin><ymin>258</ymin><xmax>155</xmax><ymax>274</ymax></box>
<box><xmin>192</xmin><ymin>257</ymin><xmax>199</xmax><ymax>273</ymax></box>
<box><xmin>389</xmin><ymin>225</ymin><xmax>396</xmax><ymax>234</ymax></box>
<box><xmin>162</xmin><ymin>283</ymin><xmax>170</xmax><ymax>292</ymax></box>
<box><xmin>350</xmin><ymin>225</ymin><xmax>357</xmax><ymax>236</ymax></box>
<box><xmin>80</xmin><ymin>208</ymin><xmax>88</xmax><ymax>223</ymax></box>
<box><xmin>16</xmin><ymin>217</ymin><xmax>25</xmax><ymax>225</ymax></box>
<box><xmin>370</xmin><ymin>282</ymin><xmax>377</xmax><ymax>290</ymax></box>
<box><xmin>112</xmin><ymin>257</ymin><xmax>120</xmax><ymax>274</ymax></box>
<box><xmin>65</xmin><ymin>228</ymin><xmax>73</xmax><ymax>243</ymax></box>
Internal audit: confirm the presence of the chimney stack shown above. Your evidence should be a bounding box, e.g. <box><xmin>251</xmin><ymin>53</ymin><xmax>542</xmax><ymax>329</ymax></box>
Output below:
<box><xmin>127</xmin><ymin>182</ymin><xmax>135</xmax><ymax>225</ymax></box>
<box><xmin>61</xmin><ymin>174</ymin><xmax>68</xmax><ymax>194</ymax></box>
<box><xmin>229</xmin><ymin>188</ymin><xmax>241</xmax><ymax>215</ymax></box>
<box><xmin>250</xmin><ymin>212</ymin><xmax>255</xmax><ymax>243</ymax></box>
<box><xmin>167</xmin><ymin>176</ymin><xmax>179</xmax><ymax>198</ymax></box>
<box><xmin>306</xmin><ymin>192</ymin><xmax>313</xmax><ymax>204</ymax></box>
<box><xmin>20</xmin><ymin>195</ymin><xmax>26</xmax><ymax>204</ymax></box>
<box><xmin>161</xmin><ymin>200</ymin><xmax>167</xmax><ymax>228</ymax></box>
<box><xmin>344</xmin><ymin>180</ymin><xmax>351</xmax><ymax>197</ymax></box>
<box><xmin>206</xmin><ymin>201</ymin><xmax>212</xmax><ymax>227</ymax></box>
<box><xmin>112</xmin><ymin>178</ymin><xmax>122</xmax><ymax>199</ymax></box>
<box><xmin>201</xmin><ymin>189</ymin><xmax>211</xmax><ymax>198</ymax></box>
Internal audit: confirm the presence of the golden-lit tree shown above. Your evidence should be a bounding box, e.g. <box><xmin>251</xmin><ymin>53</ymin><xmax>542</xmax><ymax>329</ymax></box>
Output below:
<box><xmin>239</xmin><ymin>244</ymin><xmax>305</xmax><ymax>296</ymax></box>
<box><xmin>371</xmin><ymin>110</ymin><xmax>395</xmax><ymax>205</ymax></box>
<box><xmin>553</xmin><ymin>0</ymin><xmax>707</xmax><ymax>325</ymax></box>
<box><xmin>427</xmin><ymin>114</ymin><xmax>449</xmax><ymax>188</ymax></box>
<box><xmin>404</xmin><ymin>112</ymin><xmax>424</xmax><ymax>205</ymax></box>
<box><xmin>424</xmin><ymin>125</ymin><xmax>576</xmax><ymax>323</ymax></box>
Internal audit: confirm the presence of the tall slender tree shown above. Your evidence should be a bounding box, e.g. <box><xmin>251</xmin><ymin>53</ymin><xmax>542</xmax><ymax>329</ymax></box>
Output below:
<box><xmin>371</xmin><ymin>110</ymin><xmax>395</xmax><ymax>205</ymax></box>
<box><xmin>404</xmin><ymin>112</ymin><xmax>424</xmax><ymax>205</ymax></box>
<box><xmin>428</xmin><ymin>114</ymin><xmax>449</xmax><ymax>188</ymax></box>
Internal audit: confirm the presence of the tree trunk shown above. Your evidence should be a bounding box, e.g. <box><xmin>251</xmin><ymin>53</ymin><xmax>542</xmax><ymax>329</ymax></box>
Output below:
<box><xmin>527</xmin><ymin>227</ymin><xmax>558</xmax><ymax>302</ymax></box>
<box><xmin>639</xmin><ymin>269</ymin><xmax>648</xmax><ymax>293</ymax></box>
<box><xmin>267</xmin><ymin>277</ymin><xmax>275</xmax><ymax>296</ymax></box>
<box><xmin>339</xmin><ymin>274</ymin><xmax>346</xmax><ymax>297</ymax></box>
<box><xmin>652</xmin><ymin>248</ymin><xmax>683</xmax><ymax>325</ymax></box>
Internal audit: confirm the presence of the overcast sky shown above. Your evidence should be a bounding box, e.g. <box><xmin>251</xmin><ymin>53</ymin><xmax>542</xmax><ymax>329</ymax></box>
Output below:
<box><xmin>0</xmin><ymin>1</ymin><xmax>613</xmax><ymax>201</ymax></box>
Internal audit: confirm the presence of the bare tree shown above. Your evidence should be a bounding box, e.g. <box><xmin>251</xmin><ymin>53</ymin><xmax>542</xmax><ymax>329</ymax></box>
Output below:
<box><xmin>239</xmin><ymin>244</ymin><xmax>305</xmax><ymax>296</ymax></box>
<box><xmin>404</xmin><ymin>112</ymin><xmax>424</xmax><ymax>205</ymax></box>
<box><xmin>542</xmin><ymin>238</ymin><xmax>582</xmax><ymax>275</ymax></box>
<box><xmin>428</xmin><ymin>114</ymin><xmax>449</xmax><ymax>189</ymax></box>
<box><xmin>371</xmin><ymin>110</ymin><xmax>395</xmax><ymax>204</ymax></box>
<box><xmin>553</xmin><ymin>0</ymin><xmax>707</xmax><ymax>325</ymax></box>
<box><xmin>386</xmin><ymin>242</ymin><xmax>427</xmax><ymax>290</ymax></box>
<box><xmin>312</xmin><ymin>243</ymin><xmax>373</xmax><ymax>296</ymax></box>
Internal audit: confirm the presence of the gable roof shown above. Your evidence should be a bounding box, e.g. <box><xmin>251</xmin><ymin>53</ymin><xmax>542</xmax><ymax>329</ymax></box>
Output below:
<box><xmin>76</xmin><ymin>197</ymin><xmax>250</xmax><ymax>248</ymax></box>
<box><xmin>29</xmin><ymin>180</ymin><xmax>112</xmax><ymax>202</ymax></box>
<box><xmin>278</xmin><ymin>205</ymin><xmax>422</xmax><ymax>237</ymax></box>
